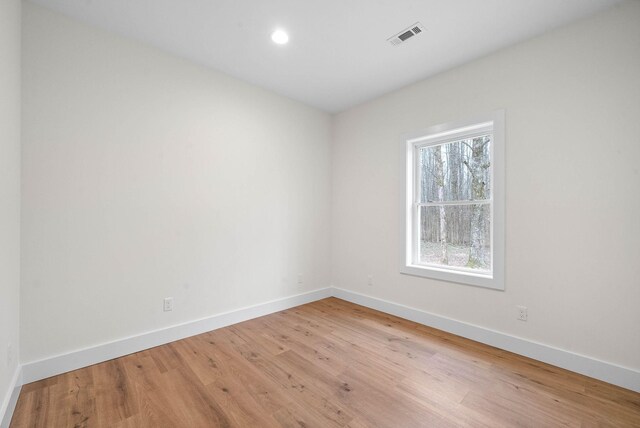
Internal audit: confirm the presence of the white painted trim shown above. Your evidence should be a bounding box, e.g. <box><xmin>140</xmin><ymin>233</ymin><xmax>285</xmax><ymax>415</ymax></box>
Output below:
<box><xmin>400</xmin><ymin>110</ymin><xmax>505</xmax><ymax>291</ymax></box>
<box><xmin>331</xmin><ymin>287</ymin><xmax>640</xmax><ymax>393</ymax></box>
<box><xmin>0</xmin><ymin>366</ymin><xmax>22</xmax><ymax>428</ymax></box>
<box><xmin>21</xmin><ymin>288</ymin><xmax>331</xmax><ymax>384</ymax></box>
<box><xmin>17</xmin><ymin>286</ymin><xmax>640</xmax><ymax>395</ymax></box>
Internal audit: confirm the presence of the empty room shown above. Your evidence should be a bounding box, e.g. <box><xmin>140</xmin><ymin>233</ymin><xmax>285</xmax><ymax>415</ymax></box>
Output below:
<box><xmin>1</xmin><ymin>0</ymin><xmax>639</xmax><ymax>426</ymax></box>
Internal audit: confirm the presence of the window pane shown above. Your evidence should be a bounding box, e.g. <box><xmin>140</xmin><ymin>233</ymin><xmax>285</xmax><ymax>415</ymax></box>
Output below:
<box><xmin>419</xmin><ymin>135</ymin><xmax>491</xmax><ymax>203</ymax></box>
<box><xmin>418</xmin><ymin>204</ymin><xmax>491</xmax><ymax>271</ymax></box>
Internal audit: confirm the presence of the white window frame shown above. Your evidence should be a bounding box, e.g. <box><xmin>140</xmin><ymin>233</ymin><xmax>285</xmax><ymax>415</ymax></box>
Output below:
<box><xmin>400</xmin><ymin>110</ymin><xmax>505</xmax><ymax>290</ymax></box>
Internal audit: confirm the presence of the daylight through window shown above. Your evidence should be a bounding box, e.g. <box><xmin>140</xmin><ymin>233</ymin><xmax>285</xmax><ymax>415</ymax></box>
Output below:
<box><xmin>401</xmin><ymin>112</ymin><xmax>504</xmax><ymax>290</ymax></box>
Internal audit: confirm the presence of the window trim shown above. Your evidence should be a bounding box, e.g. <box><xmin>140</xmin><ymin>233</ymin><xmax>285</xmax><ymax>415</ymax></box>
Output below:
<box><xmin>400</xmin><ymin>111</ymin><xmax>505</xmax><ymax>290</ymax></box>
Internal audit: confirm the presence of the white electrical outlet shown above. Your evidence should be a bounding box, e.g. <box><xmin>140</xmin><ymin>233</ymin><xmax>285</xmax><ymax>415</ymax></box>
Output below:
<box><xmin>163</xmin><ymin>297</ymin><xmax>173</xmax><ymax>312</ymax></box>
<box><xmin>517</xmin><ymin>305</ymin><xmax>528</xmax><ymax>321</ymax></box>
<box><xmin>367</xmin><ymin>275</ymin><xmax>373</xmax><ymax>286</ymax></box>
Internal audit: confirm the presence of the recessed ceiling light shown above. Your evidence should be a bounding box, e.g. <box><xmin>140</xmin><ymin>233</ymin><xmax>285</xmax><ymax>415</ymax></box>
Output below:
<box><xmin>271</xmin><ymin>29</ymin><xmax>289</xmax><ymax>45</ymax></box>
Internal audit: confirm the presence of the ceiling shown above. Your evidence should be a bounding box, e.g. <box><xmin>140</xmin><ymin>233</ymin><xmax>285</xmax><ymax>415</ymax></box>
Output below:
<box><xmin>29</xmin><ymin>0</ymin><xmax>622</xmax><ymax>112</ymax></box>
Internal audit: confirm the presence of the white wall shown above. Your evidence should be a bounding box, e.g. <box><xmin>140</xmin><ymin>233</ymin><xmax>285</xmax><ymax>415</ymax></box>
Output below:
<box><xmin>21</xmin><ymin>3</ymin><xmax>331</xmax><ymax>364</ymax></box>
<box><xmin>332</xmin><ymin>1</ymin><xmax>640</xmax><ymax>370</ymax></box>
<box><xmin>0</xmin><ymin>0</ymin><xmax>22</xmax><ymax>417</ymax></box>
<box><xmin>19</xmin><ymin>0</ymin><xmax>640</xmax><ymax>381</ymax></box>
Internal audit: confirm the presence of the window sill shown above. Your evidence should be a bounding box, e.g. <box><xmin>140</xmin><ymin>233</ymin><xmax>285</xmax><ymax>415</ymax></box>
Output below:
<box><xmin>400</xmin><ymin>263</ymin><xmax>504</xmax><ymax>290</ymax></box>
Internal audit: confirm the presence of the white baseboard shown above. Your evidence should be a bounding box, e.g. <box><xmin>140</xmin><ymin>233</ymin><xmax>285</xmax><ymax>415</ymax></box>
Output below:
<box><xmin>21</xmin><ymin>287</ymin><xmax>331</xmax><ymax>384</ymax></box>
<box><xmin>332</xmin><ymin>287</ymin><xmax>640</xmax><ymax>393</ymax></box>
<box><xmin>17</xmin><ymin>285</ymin><xmax>640</xmax><ymax>395</ymax></box>
<box><xmin>0</xmin><ymin>366</ymin><xmax>22</xmax><ymax>428</ymax></box>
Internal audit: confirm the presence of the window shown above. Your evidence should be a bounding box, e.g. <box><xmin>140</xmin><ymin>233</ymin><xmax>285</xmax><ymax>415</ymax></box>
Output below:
<box><xmin>401</xmin><ymin>111</ymin><xmax>504</xmax><ymax>290</ymax></box>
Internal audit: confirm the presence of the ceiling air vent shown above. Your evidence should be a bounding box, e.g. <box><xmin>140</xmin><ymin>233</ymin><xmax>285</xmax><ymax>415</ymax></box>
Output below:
<box><xmin>387</xmin><ymin>22</ymin><xmax>425</xmax><ymax>46</ymax></box>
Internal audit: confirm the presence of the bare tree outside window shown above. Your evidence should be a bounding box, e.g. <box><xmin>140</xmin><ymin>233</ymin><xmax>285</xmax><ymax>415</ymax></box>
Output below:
<box><xmin>418</xmin><ymin>135</ymin><xmax>491</xmax><ymax>272</ymax></box>
<box><xmin>402</xmin><ymin>111</ymin><xmax>504</xmax><ymax>289</ymax></box>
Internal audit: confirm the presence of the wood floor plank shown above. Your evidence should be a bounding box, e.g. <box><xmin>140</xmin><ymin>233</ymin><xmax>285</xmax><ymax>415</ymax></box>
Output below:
<box><xmin>10</xmin><ymin>297</ymin><xmax>640</xmax><ymax>427</ymax></box>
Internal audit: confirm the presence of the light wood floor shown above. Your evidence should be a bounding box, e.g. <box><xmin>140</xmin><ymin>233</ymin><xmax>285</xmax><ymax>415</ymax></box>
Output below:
<box><xmin>11</xmin><ymin>298</ymin><xmax>640</xmax><ymax>427</ymax></box>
